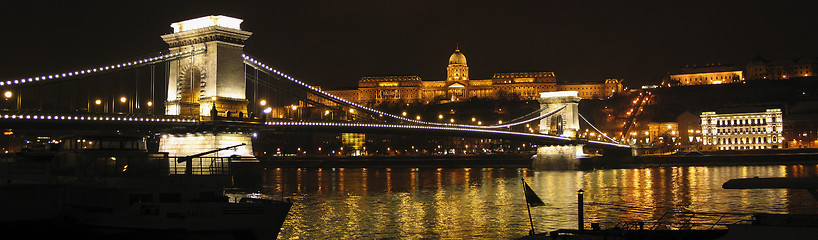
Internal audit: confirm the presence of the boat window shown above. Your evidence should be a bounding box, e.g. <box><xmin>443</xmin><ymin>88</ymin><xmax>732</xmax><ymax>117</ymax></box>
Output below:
<box><xmin>97</xmin><ymin>139</ymin><xmax>143</xmax><ymax>150</ymax></box>
<box><xmin>159</xmin><ymin>193</ymin><xmax>182</xmax><ymax>203</ymax></box>
<box><xmin>129</xmin><ymin>193</ymin><xmax>153</xmax><ymax>205</ymax></box>
<box><xmin>100</xmin><ymin>140</ymin><xmax>120</xmax><ymax>149</ymax></box>
<box><xmin>83</xmin><ymin>140</ymin><xmax>99</xmax><ymax>149</ymax></box>
<box><xmin>123</xmin><ymin>140</ymin><xmax>135</xmax><ymax>149</ymax></box>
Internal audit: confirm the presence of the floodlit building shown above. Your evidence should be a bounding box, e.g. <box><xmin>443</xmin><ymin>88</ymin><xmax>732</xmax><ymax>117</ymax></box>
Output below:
<box><xmin>327</xmin><ymin>49</ymin><xmax>623</xmax><ymax>106</ymax></box>
<box><xmin>667</xmin><ymin>64</ymin><xmax>743</xmax><ymax>86</ymax></box>
<box><xmin>700</xmin><ymin>109</ymin><xmax>783</xmax><ymax>151</ymax></box>
<box><xmin>746</xmin><ymin>56</ymin><xmax>817</xmax><ymax>80</ymax></box>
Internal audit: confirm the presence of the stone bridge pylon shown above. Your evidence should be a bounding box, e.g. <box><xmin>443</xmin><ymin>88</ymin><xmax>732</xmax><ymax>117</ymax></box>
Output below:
<box><xmin>162</xmin><ymin>15</ymin><xmax>251</xmax><ymax>117</ymax></box>
<box><xmin>538</xmin><ymin>91</ymin><xmax>581</xmax><ymax>138</ymax></box>
<box><xmin>534</xmin><ymin>91</ymin><xmax>585</xmax><ymax>169</ymax></box>
<box><xmin>159</xmin><ymin>15</ymin><xmax>254</xmax><ymax>158</ymax></box>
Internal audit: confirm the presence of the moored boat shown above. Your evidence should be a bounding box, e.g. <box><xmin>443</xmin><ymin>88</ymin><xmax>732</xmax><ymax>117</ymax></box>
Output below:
<box><xmin>1</xmin><ymin>135</ymin><xmax>291</xmax><ymax>239</ymax></box>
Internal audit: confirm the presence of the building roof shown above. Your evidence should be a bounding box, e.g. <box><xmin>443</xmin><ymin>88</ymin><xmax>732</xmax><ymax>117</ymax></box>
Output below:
<box><xmin>448</xmin><ymin>49</ymin><xmax>467</xmax><ymax>65</ymax></box>
<box><xmin>492</xmin><ymin>72</ymin><xmax>555</xmax><ymax>78</ymax></box>
<box><xmin>360</xmin><ymin>75</ymin><xmax>421</xmax><ymax>82</ymax></box>
<box><xmin>748</xmin><ymin>56</ymin><xmax>817</xmax><ymax>66</ymax></box>
<box><xmin>672</xmin><ymin>64</ymin><xmax>742</xmax><ymax>75</ymax></box>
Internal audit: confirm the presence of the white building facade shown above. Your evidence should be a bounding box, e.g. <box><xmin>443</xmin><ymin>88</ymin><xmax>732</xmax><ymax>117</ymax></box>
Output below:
<box><xmin>701</xmin><ymin>109</ymin><xmax>783</xmax><ymax>150</ymax></box>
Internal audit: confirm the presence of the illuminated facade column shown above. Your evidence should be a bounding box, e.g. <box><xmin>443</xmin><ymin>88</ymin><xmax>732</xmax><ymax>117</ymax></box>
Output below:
<box><xmin>538</xmin><ymin>91</ymin><xmax>581</xmax><ymax>138</ymax></box>
<box><xmin>162</xmin><ymin>15</ymin><xmax>252</xmax><ymax>117</ymax></box>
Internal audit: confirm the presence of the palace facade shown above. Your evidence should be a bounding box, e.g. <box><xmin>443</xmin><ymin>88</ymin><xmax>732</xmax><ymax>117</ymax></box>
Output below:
<box><xmin>326</xmin><ymin>49</ymin><xmax>623</xmax><ymax>106</ymax></box>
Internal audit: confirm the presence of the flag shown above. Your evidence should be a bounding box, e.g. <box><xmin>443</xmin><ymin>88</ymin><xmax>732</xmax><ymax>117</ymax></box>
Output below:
<box><xmin>524</xmin><ymin>181</ymin><xmax>545</xmax><ymax>207</ymax></box>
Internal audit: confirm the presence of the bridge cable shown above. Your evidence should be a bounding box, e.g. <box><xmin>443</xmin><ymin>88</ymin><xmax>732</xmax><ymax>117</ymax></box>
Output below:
<box><xmin>498</xmin><ymin>104</ymin><xmax>557</xmax><ymax>126</ymax></box>
<box><xmin>1</xmin><ymin>47</ymin><xmax>206</xmax><ymax>88</ymax></box>
<box><xmin>249</xmin><ymin>69</ymin><xmax>348</xmax><ymax>115</ymax></box>
<box><xmin>243</xmin><ymin>53</ymin><xmax>572</xmax><ymax>129</ymax></box>
<box><xmin>253</xmin><ymin>66</ymin><xmax>565</xmax><ymax>128</ymax></box>
<box><xmin>578</xmin><ymin>113</ymin><xmax>621</xmax><ymax>144</ymax></box>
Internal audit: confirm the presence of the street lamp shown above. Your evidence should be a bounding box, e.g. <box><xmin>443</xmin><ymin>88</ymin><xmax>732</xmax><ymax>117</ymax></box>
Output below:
<box><xmin>94</xmin><ymin>99</ymin><xmax>102</xmax><ymax>113</ymax></box>
<box><xmin>118</xmin><ymin>96</ymin><xmax>128</xmax><ymax>113</ymax></box>
<box><xmin>147</xmin><ymin>101</ymin><xmax>153</xmax><ymax>114</ymax></box>
<box><xmin>288</xmin><ymin>105</ymin><xmax>299</xmax><ymax>119</ymax></box>
<box><xmin>3</xmin><ymin>91</ymin><xmax>18</xmax><ymax>110</ymax></box>
<box><xmin>262</xmin><ymin>107</ymin><xmax>272</xmax><ymax>120</ymax></box>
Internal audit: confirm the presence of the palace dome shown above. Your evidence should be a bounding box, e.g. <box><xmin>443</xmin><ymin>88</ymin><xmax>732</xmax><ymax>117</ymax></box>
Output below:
<box><xmin>448</xmin><ymin>49</ymin><xmax>467</xmax><ymax>65</ymax></box>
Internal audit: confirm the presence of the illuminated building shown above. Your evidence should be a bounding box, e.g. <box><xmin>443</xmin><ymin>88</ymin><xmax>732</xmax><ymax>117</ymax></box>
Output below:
<box><xmin>341</xmin><ymin>133</ymin><xmax>365</xmax><ymax>156</ymax></box>
<box><xmin>327</xmin><ymin>48</ymin><xmax>623</xmax><ymax>105</ymax></box>
<box><xmin>700</xmin><ymin>109</ymin><xmax>783</xmax><ymax>151</ymax></box>
<box><xmin>746</xmin><ymin>56</ymin><xmax>817</xmax><ymax>80</ymax></box>
<box><xmin>667</xmin><ymin>64</ymin><xmax>743</xmax><ymax>86</ymax></box>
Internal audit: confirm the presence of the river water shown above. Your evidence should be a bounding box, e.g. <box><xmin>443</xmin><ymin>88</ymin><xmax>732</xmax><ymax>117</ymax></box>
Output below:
<box><xmin>255</xmin><ymin>165</ymin><xmax>818</xmax><ymax>239</ymax></box>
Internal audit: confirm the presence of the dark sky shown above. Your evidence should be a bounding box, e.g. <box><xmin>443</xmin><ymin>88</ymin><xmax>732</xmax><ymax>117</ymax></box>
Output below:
<box><xmin>1</xmin><ymin>1</ymin><xmax>817</xmax><ymax>89</ymax></box>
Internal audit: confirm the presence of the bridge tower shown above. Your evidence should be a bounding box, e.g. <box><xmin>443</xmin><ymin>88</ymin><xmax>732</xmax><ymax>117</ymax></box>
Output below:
<box><xmin>538</xmin><ymin>91</ymin><xmax>581</xmax><ymax>138</ymax></box>
<box><xmin>534</xmin><ymin>91</ymin><xmax>586</xmax><ymax>169</ymax></box>
<box><xmin>158</xmin><ymin>16</ymin><xmax>254</xmax><ymax>158</ymax></box>
<box><xmin>161</xmin><ymin>15</ymin><xmax>251</xmax><ymax>117</ymax></box>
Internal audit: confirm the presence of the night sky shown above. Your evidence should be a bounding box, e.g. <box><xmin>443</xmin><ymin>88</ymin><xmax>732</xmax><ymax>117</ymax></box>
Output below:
<box><xmin>1</xmin><ymin>1</ymin><xmax>817</xmax><ymax>89</ymax></box>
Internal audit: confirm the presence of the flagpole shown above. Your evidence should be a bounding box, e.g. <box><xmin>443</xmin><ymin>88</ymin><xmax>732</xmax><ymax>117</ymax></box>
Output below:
<box><xmin>523</xmin><ymin>177</ymin><xmax>535</xmax><ymax>235</ymax></box>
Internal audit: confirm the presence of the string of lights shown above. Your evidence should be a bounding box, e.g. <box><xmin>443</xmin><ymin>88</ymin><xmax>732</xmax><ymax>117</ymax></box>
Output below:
<box><xmin>264</xmin><ymin>121</ymin><xmax>631</xmax><ymax>148</ymax></box>
<box><xmin>0</xmin><ymin>47</ymin><xmax>207</xmax><ymax>87</ymax></box>
<box><xmin>0</xmin><ymin>113</ymin><xmax>196</xmax><ymax>123</ymax></box>
<box><xmin>242</xmin><ymin>54</ymin><xmax>580</xmax><ymax>130</ymax></box>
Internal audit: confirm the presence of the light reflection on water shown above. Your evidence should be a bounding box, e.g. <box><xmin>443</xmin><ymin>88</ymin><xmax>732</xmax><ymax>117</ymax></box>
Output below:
<box><xmin>260</xmin><ymin>165</ymin><xmax>818</xmax><ymax>239</ymax></box>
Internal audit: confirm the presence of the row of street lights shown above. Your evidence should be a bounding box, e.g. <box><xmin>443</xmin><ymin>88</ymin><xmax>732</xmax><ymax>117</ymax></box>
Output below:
<box><xmin>2</xmin><ymin>90</ymin><xmax>155</xmax><ymax>114</ymax></box>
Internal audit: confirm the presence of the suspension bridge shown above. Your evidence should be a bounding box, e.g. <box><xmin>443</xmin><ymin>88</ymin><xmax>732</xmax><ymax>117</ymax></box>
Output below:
<box><xmin>0</xmin><ymin>15</ymin><xmax>630</xmax><ymax>169</ymax></box>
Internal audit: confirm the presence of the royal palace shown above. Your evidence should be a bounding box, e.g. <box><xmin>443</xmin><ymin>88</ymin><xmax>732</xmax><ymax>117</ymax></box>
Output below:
<box><xmin>326</xmin><ymin>49</ymin><xmax>623</xmax><ymax>106</ymax></box>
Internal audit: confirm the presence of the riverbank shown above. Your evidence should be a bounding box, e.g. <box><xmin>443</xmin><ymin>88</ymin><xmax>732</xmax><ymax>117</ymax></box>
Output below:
<box><xmin>582</xmin><ymin>148</ymin><xmax>818</xmax><ymax>169</ymax></box>
<box><xmin>259</xmin><ymin>154</ymin><xmax>533</xmax><ymax>168</ymax></box>
<box><xmin>259</xmin><ymin>149</ymin><xmax>818</xmax><ymax>169</ymax></box>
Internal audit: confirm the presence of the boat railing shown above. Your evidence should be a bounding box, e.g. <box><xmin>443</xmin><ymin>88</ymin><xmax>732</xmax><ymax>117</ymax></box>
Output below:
<box><xmin>1</xmin><ymin>157</ymin><xmax>49</xmax><ymax>183</ymax></box>
<box><xmin>55</xmin><ymin>154</ymin><xmax>240</xmax><ymax>177</ymax></box>
<box><xmin>614</xmin><ymin>211</ymin><xmax>754</xmax><ymax>231</ymax></box>
<box><xmin>167</xmin><ymin>156</ymin><xmax>238</xmax><ymax>176</ymax></box>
